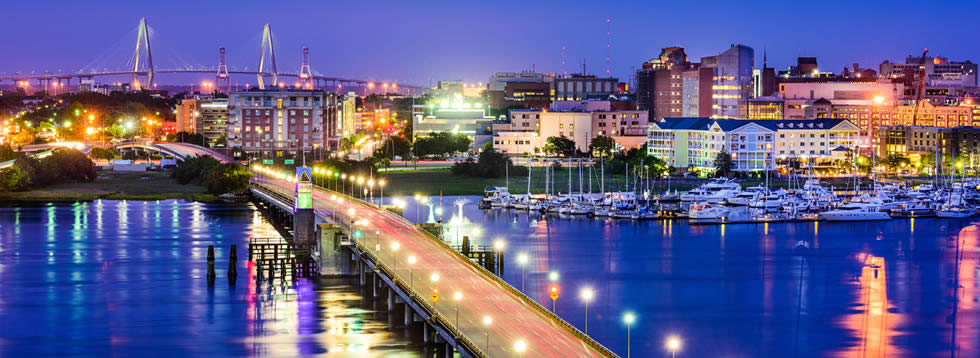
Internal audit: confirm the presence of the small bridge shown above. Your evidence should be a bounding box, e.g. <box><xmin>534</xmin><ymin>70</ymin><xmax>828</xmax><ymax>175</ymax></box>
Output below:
<box><xmin>114</xmin><ymin>141</ymin><xmax>234</xmax><ymax>163</ymax></box>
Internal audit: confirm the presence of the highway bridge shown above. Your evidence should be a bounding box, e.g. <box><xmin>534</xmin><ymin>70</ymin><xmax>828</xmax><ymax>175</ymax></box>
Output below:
<box><xmin>250</xmin><ymin>170</ymin><xmax>616</xmax><ymax>357</ymax></box>
<box><xmin>0</xmin><ymin>18</ymin><xmax>427</xmax><ymax>95</ymax></box>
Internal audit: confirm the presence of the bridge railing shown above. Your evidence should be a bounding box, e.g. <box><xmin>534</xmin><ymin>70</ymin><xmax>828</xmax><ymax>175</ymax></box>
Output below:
<box><xmin>249</xmin><ymin>175</ymin><xmax>616</xmax><ymax>357</ymax></box>
<box><xmin>249</xmin><ymin>178</ymin><xmax>490</xmax><ymax>356</ymax></box>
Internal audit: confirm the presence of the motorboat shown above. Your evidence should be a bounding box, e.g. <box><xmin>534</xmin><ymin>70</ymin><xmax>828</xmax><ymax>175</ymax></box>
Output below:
<box><xmin>480</xmin><ymin>187</ymin><xmax>511</xmax><ymax>209</ymax></box>
<box><xmin>935</xmin><ymin>206</ymin><xmax>974</xmax><ymax>218</ymax></box>
<box><xmin>888</xmin><ymin>200</ymin><xmax>934</xmax><ymax>218</ymax></box>
<box><xmin>630</xmin><ymin>209</ymin><xmax>660</xmax><ymax>220</ymax></box>
<box><xmin>819</xmin><ymin>206</ymin><xmax>891</xmax><ymax>221</ymax></box>
<box><xmin>688</xmin><ymin>202</ymin><xmax>730</xmax><ymax>220</ymax></box>
<box><xmin>681</xmin><ymin>178</ymin><xmax>741</xmax><ymax>203</ymax></box>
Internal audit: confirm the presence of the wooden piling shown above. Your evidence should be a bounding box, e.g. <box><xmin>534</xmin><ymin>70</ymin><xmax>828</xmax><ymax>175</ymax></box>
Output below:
<box><xmin>207</xmin><ymin>245</ymin><xmax>216</xmax><ymax>285</ymax></box>
<box><xmin>228</xmin><ymin>245</ymin><xmax>238</xmax><ymax>285</ymax></box>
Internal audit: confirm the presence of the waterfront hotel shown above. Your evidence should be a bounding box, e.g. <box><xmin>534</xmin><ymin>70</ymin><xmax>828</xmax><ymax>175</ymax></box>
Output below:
<box><xmin>647</xmin><ymin>117</ymin><xmax>860</xmax><ymax>173</ymax></box>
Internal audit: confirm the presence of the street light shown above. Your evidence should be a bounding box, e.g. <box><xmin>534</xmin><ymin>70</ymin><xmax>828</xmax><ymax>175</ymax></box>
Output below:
<box><xmin>666</xmin><ymin>336</ymin><xmax>681</xmax><ymax>358</ymax></box>
<box><xmin>407</xmin><ymin>255</ymin><xmax>417</xmax><ymax>289</ymax></box>
<box><xmin>390</xmin><ymin>241</ymin><xmax>400</xmax><ymax>269</ymax></box>
<box><xmin>624</xmin><ymin>312</ymin><xmax>636</xmax><ymax>358</ymax></box>
<box><xmin>414</xmin><ymin>194</ymin><xmax>422</xmax><ymax>222</ymax></box>
<box><xmin>516</xmin><ymin>253</ymin><xmax>529</xmax><ymax>292</ymax></box>
<box><xmin>514</xmin><ymin>340</ymin><xmax>527</xmax><ymax>358</ymax></box>
<box><xmin>580</xmin><ymin>287</ymin><xmax>594</xmax><ymax>334</ymax></box>
<box><xmin>482</xmin><ymin>315</ymin><xmax>493</xmax><ymax>354</ymax></box>
<box><xmin>493</xmin><ymin>239</ymin><xmax>506</xmax><ymax>276</ymax></box>
<box><xmin>453</xmin><ymin>291</ymin><xmax>463</xmax><ymax>328</ymax></box>
<box><xmin>378</xmin><ymin>179</ymin><xmax>386</xmax><ymax>207</ymax></box>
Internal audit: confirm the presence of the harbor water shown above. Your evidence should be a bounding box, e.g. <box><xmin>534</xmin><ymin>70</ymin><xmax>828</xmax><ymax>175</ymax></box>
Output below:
<box><xmin>3</xmin><ymin>197</ymin><xmax>980</xmax><ymax>357</ymax></box>
<box><xmin>391</xmin><ymin>195</ymin><xmax>980</xmax><ymax>357</ymax></box>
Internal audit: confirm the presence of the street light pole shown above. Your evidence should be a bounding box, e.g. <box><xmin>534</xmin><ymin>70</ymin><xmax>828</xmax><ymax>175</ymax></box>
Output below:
<box><xmin>624</xmin><ymin>312</ymin><xmax>635</xmax><ymax>358</ymax></box>
<box><xmin>580</xmin><ymin>287</ymin><xmax>594</xmax><ymax>334</ymax></box>
<box><xmin>453</xmin><ymin>291</ymin><xmax>463</xmax><ymax>331</ymax></box>
<box><xmin>482</xmin><ymin>315</ymin><xmax>492</xmax><ymax>355</ymax></box>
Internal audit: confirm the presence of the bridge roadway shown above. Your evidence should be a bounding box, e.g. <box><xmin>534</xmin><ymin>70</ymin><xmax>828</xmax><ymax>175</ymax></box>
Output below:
<box><xmin>252</xmin><ymin>175</ymin><xmax>616</xmax><ymax>357</ymax></box>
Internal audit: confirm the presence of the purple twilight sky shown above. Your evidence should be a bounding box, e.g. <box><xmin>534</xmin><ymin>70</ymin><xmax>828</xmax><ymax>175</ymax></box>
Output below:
<box><xmin>3</xmin><ymin>0</ymin><xmax>978</xmax><ymax>87</ymax></box>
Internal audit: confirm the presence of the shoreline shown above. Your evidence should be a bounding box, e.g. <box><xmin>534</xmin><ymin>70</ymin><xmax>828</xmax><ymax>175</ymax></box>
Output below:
<box><xmin>0</xmin><ymin>171</ymin><xmax>221</xmax><ymax>204</ymax></box>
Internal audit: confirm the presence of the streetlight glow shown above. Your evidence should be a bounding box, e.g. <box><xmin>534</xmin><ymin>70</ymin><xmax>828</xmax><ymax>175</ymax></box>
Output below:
<box><xmin>667</xmin><ymin>336</ymin><xmax>681</xmax><ymax>354</ymax></box>
<box><xmin>493</xmin><ymin>240</ymin><xmax>506</xmax><ymax>251</ymax></box>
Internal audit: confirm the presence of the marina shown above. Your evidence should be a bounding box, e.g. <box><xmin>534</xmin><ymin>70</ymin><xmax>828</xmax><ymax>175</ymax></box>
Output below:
<box><xmin>478</xmin><ymin>162</ymin><xmax>980</xmax><ymax>225</ymax></box>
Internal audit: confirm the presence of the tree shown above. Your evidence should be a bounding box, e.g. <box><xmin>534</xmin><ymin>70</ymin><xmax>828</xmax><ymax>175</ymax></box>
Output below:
<box><xmin>413</xmin><ymin>132</ymin><xmax>472</xmax><ymax>158</ymax></box>
<box><xmin>0</xmin><ymin>165</ymin><xmax>31</xmax><ymax>191</ymax></box>
<box><xmin>545</xmin><ymin>136</ymin><xmax>576</xmax><ymax>157</ymax></box>
<box><xmin>881</xmin><ymin>153</ymin><xmax>910</xmax><ymax>173</ymax></box>
<box><xmin>450</xmin><ymin>149</ymin><xmax>528</xmax><ymax>178</ymax></box>
<box><xmin>90</xmin><ymin>147</ymin><xmax>116</xmax><ymax>161</ymax></box>
<box><xmin>589</xmin><ymin>135</ymin><xmax>616</xmax><ymax>158</ymax></box>
<box><xmin>713</xmin><ymin>151</ymin><xmax>734</xmax><ymax>177</ymax></box>
<box><xmin>203</xmin><ymin>163</ymin><xmax>252</xmax><ymax>195</ymax></box>
<box><xmin>375</xmin><ymin>136</ymin><xmax>412</xmax><ymax>160</ymax></box>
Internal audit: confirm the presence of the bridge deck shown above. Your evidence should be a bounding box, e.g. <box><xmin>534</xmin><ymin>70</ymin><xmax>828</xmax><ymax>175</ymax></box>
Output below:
<box><xmin>252</xmin><ymin>176</ymin><xmax>615</xmax><ymax>358</ymax></box>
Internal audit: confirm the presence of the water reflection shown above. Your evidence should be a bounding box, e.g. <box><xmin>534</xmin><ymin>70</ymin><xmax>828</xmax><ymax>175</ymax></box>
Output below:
<box><xmin>385</xmin><ymin>195</ymin><xmax>980</xmax><ymax>357</ymax></box>
<box><xmin>0</xmin><ymin>200</ymin><xmax>418</xmax><ymax>357</ymax></box>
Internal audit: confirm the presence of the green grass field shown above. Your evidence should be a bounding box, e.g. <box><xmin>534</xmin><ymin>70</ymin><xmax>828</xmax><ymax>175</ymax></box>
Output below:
<box><xmin>0</xmin><ymin>171</ymin><xmax>217</xmax><ymax>202</ymax></box>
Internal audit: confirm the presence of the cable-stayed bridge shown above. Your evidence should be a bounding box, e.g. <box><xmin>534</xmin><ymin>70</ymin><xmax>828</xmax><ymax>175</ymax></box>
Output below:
<box><xmin>0</xmin><ymin>18</ymin><xmax>427</xmax><ymax>95</ymax></box>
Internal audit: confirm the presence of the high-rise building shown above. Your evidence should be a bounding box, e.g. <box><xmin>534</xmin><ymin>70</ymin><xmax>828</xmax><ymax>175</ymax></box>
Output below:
<box><xmin>700</xmin><ymin>44</ymin><xmax>754</xmax><ymax>118</ymax></box>
<box><xmin>199</xmin><ymin>99</ymin><xmax>228</xmax><ymax>147</ymax></box>
<box><xmin>227</xmin><ymin>89</ymin><xmax>341</xmax><ymax>158</ymax></box>
<box><xmin>635</xmin><ymin>47</ymin><xmax>698</xmax><ymax>121</ymax></box>
<box><xmin>175</xmin><ymin>98</ymin><xmax>201</xmax><ymax>134</ymax></box>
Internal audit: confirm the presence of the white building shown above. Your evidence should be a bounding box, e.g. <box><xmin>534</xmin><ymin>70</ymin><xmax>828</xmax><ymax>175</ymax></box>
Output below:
<box><xmin>648</xmin><ymin>118</ymin><xmax>859</xmax><ymax>172</ymax></box>
<box><xmin>493</xmin><ymin>109</ymin><xmax>648</xmax><ymax>156</ymax></box>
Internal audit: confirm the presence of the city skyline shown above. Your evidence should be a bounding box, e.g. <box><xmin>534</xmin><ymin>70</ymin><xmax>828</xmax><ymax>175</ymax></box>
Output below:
<box><xmin>4</xmin><ymin>0</ymin><xmax>980</xmax><ymax>85</ymax></box>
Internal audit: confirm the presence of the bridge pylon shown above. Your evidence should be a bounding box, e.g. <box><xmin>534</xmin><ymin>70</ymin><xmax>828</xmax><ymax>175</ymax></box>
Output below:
<box><xmin>257</xmin><ymin>24</ymin><xmax>278</xmax><ymax>90</ymax></box>
<box><xmin>133</xmin><ymin>17</ymin><xmax>155</xmax><ymax>90</ymax></box>
<box><xmin>216</xmin><ymin>47</ymin><xmax>230</xmax><ymax>93</ymax></box>
<box><xmin>299</xmin><ymin>47</ymin><xmax>313</xmax><ymax>89</ymax></box>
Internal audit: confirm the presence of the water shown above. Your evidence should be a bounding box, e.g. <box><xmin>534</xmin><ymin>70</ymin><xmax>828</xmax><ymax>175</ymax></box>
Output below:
<box><xmin>0</xmin><ymin>200</ymin><xmax>418</xmax><ymax>357</ymax></box>
<box><xmin>389</xmin><ymin>195</ymin><xmax>980</xmax><ymax>357</ymax></box>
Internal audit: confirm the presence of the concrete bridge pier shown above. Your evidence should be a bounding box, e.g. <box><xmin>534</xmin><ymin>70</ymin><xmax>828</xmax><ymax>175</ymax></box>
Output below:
<box><xmin>387</xmin><ymin>287</ymin><xmax>395</xmax><ymax>311</ymax></box>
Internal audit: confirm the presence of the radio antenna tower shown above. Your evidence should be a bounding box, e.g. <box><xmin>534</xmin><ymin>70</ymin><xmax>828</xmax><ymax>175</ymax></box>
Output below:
<box><xmin>560</xmin><ymin>45</ymin><xmax>568</xmax><ymax>76</ymax></box>
<box><xmin>605</xmin><ymin>18</ymin><xmax>612</xmax><ymax>75</ymax></box>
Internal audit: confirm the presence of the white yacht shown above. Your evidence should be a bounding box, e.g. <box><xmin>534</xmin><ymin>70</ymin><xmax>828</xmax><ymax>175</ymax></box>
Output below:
<box><xmin>480</xmin><ymin>187</ymin><xmax>511</xmax><ymax>208</ymax></box>
<box><xmin>936</xmin><ymin>206</ymin><xmax>974</xmax><ymax>218</ymax></box>
<box><xmin>819</xmin><ymin>206</ymin><xmax>891</xmax><ymax>221</ymax></box>
<box><xmin>725</xmin><ymin>186</ymin><xmax>765</xmax><ymax>206</ymax></box>
<box><xmin>681</xmin><ymin>178</ymin><xmax>741</xmax><ymax>203</ymax></box>
<box><xmin>688</xmin><ymin>202</ymin><xmax>731</xmax><ymax>220</ymax></box>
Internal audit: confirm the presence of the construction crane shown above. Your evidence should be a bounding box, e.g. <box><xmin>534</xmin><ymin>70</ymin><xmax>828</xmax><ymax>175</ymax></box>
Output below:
<box><xmin>911</xmin><ymin>48</ymin><xmax>929</xmax><ymax>126</ymax></box>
